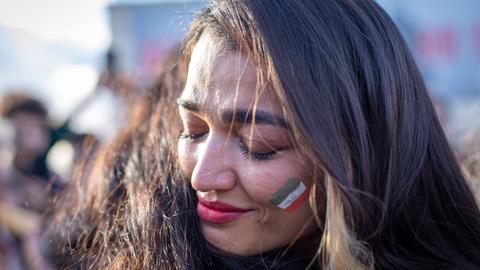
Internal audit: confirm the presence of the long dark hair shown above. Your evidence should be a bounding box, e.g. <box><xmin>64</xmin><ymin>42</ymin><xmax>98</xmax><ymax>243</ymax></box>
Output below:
<box><xmin>46</xmin><ymin>0</ymin><xmax>480</xmax><ymax>269</ymax></box>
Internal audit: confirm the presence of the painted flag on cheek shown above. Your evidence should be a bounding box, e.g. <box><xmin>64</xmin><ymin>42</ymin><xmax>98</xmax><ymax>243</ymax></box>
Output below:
<box><xmin>269</xmin><ymin>178</ymin><xmax>308</xmax><ymax>213</ymax></box>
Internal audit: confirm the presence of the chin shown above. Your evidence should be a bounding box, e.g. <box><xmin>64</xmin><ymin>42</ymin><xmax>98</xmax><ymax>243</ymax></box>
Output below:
<box><xmin>201</xmin><ymin>222</ymin><xmax>260</xmax><ymax>256</ymax></box>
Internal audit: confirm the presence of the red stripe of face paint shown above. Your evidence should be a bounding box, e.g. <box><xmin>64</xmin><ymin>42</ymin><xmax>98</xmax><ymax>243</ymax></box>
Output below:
<box><xmin>285</xmin><ymin>189</ymin><xmax>309</xmax><ymax>214</ymax></box>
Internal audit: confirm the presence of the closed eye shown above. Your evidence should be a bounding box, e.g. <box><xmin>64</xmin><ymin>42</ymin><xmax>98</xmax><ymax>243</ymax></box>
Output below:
<box><xmin>179</xmin><ymin>131</ymin><xmax>208</xmax><ymax>141</ymax></box>
<box><xmin>238</xmin><ymin>140</ymin><xmax>282</xmax><ymax>161</ymax></box>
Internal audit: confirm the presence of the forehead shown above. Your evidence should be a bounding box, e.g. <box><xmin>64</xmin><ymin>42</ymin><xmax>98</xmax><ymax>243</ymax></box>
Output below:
<box><xmin>181</xmin><ymin>33</ymin><xmax>278</xmax><ymax>113</ymax></box>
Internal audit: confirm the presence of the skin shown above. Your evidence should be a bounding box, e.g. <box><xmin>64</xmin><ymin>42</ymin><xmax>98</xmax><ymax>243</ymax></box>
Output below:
<box><xmin>10</xmin><ymin>112</ymin><xmax>50</xmax><ymax>172</ymax></box>
<box><xmin>177</xmin><ymin>33</ymin><xmax>316</xmax><ymax>256</ymax></box>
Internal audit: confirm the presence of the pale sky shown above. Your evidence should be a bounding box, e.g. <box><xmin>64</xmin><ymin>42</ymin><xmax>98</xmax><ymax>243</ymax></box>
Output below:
<box><xmin>0</xmin><ymin>0</ymin><xmax>201</xmax><ymax>137</ymax></box>
<box><xmin>0</xmin><ymin>0</ymin><xmax>111</xmax><ymax>51</ymax></box>
<box><xmin>0</xmin><ymin>0</ymin><xmax>113</xmax><ymax>133</ymax></box>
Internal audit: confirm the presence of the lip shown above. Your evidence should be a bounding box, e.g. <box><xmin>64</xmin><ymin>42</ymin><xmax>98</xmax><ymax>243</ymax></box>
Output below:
<box><xmin>197</xmin><ymin>198</ymin><xmax>252</xmax><ymax>224</ymax></box>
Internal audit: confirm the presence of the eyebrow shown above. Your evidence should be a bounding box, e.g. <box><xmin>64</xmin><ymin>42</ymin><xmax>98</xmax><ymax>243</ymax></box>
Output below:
<box><xmin>177</xmin><ymin>98</ymin><xmax>290</xmax><ymax>129</ymax></box>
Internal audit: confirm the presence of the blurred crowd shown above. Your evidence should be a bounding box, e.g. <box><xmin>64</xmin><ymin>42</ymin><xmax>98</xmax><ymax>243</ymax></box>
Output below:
<box><xmin>0</xmin><ymin>67</ymin><xmax>134</xmax><ymax>269</ymax></box>
<box><xmin>0</xmin><ymin>93</ymin><xmax>101</xmax><ymax>269</ymax></box>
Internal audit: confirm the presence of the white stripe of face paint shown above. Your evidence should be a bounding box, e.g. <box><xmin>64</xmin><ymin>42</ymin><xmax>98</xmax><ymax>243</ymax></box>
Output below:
<box><xmin>277</xmin><ymin>182</ymin><xmax>307</xmax><ymax>209</ymax></box>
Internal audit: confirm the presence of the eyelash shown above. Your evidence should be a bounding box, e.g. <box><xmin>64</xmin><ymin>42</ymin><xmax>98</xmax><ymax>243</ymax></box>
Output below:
<box><xmin>179</xmin><ymin>131</ymin><xmax>207</xmax><ymax>141</ymax></box>
<box><xmin>239</xmin><ymin>141</ymin><xmax>280</xmax><ymax>161</ymax></box>
<box><xmin>179</xmin><ymin>131</ymin><xmax>281</xmax><ymax>162</ymax></box>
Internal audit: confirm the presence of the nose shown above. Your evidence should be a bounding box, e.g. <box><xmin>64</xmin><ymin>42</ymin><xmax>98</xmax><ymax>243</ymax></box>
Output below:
<box><xmin>191</xmin><ymin>133</ymin><xmax>237</xmax><ymax>192</ymax></box>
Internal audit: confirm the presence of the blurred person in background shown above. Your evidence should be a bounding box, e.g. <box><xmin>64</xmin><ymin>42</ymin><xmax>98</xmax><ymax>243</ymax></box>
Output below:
<box><xmin>0</xmin><ymin>83</ymin><xmax>108</xmax><ymax>270</ymax></box>
<box><xmin>0</xmin><ymin>96</ymin><xmax>51</xmax><ymax>270</ymax></box>
<box><xmin>0</xmin><ymin>93</ymin><xmax>54</xmax><ymax>211</ymax></box>
<box><xmin>0</xmin><ymin>118</ymin><xmax>25</xmax><ymax>270</ymax></box>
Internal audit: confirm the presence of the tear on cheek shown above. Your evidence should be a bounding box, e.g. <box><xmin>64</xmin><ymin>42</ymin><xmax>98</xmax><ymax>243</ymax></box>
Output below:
<box><xmin>269</xmin><ymin>178</ymin><xmax>309</xmax><ymax>213</ymax></box>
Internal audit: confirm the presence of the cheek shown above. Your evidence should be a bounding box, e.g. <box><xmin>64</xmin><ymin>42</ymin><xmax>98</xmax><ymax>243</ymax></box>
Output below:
<box><xmin>241</xmin><ymin>160</ymin><xmax>311</xmax><ymax>209</ymax></box>
<box><xmin>241</xmin><ymin>161</ymin><xmax>315</xmax><ymax>241</ymax></box>
<box><xmin>178</xmin><ymin>141</ymin><xmax>196</xmax><ymax>176</ymax></box>
<box><xmin>241</xmin><ymin>168</ymin><xmax>276</xmax><ymax>199</ymax></box>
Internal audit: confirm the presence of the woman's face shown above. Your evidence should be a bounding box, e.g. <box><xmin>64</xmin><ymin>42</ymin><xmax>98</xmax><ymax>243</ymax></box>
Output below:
<box><xmin>178</xmin><ymin>34</ymin><xmax>315</xmax><ymax>256</ymax></box>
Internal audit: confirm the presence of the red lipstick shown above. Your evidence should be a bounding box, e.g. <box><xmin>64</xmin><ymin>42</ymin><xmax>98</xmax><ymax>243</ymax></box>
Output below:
<box><xmin>197</xmin><ymin>198</ymin><xmax>251</xmax><ymax>224</ymax></box>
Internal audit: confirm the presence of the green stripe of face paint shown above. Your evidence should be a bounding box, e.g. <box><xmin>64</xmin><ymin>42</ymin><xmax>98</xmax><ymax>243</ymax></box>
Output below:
<box><xmin>269</xmin><ymin>178</ymin><xmax>302</xmax><ymax>206</ymax></box>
